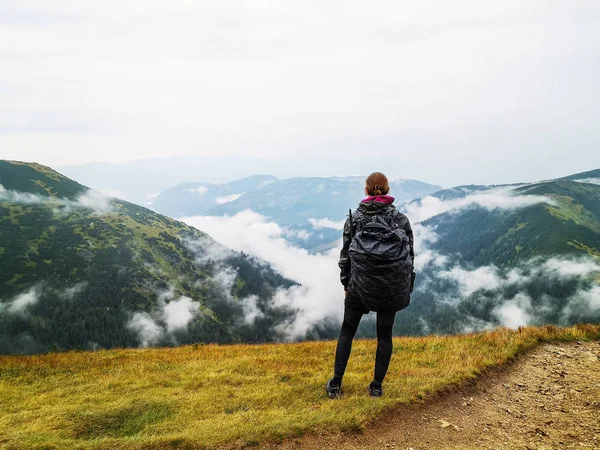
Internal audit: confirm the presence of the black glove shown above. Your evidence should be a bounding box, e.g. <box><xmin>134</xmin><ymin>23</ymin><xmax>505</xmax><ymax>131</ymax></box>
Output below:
<box><xmin>410</xmin><ymin>272</ymin><xmax>416</xmax><ymax>293</ymax></box>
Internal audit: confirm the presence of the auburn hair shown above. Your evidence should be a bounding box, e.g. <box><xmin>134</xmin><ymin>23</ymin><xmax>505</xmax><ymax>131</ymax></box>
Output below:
<box><xmin>365</xmin><ymin>172</ymin><xmax>389</xmax><ymax>196</ymax></box>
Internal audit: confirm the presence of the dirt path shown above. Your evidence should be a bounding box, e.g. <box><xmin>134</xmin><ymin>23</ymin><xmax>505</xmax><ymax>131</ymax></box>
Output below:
<box><xmin>262</xmin><ymin>341</ymin><xmax>600</xmax><ymax>450</ymax></box>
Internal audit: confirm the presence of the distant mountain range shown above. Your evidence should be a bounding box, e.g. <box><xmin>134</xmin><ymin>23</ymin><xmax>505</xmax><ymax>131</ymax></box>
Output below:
<box><xmin>203</xmin><ymin>177</ymin><xmax>442</xmax><ymax>224</ymax></box>
<box><xmin>0</xmin><ymin>161</ymin><xmax>297</xmax><ymax>354</ymax></box>
<box><xmin>58</xmin><ymin>155</ymin><xmax>444</xmax><ymax>206</ymax></box>
<box><xmin>153</xmin><ymin>176</ymin><xmax>442</xmax><ymax>250</ymax></box>
<box><xmin>152</xmin><ymin>175</ymin><xmax>279</xmax><ymax>218</ymax></box>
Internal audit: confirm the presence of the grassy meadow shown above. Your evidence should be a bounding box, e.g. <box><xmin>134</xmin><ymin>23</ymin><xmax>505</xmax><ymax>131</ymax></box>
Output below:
<box><xmin>1</xmin><ymin>324</ymin><xmax>599</xmax><ymax>449</ymax></box>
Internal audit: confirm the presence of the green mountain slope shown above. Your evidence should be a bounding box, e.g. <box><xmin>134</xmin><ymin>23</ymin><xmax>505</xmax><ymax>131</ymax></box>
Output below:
<box><xmin>424</xmin><ymin>179</ymin><xmax>600</xmax><ymax>266</ymax></box>
<box><xmin>558</xmin><ymin>168</ymin><xmax>600</xmax><ymax>183</ymax></box>
<box><xmin>0</xmin><ymin>160</ymin><xmax>86</xmax><ymax>198</ymax></box>
<box><xmin>388</xmin><ymin>175</ymin><xmax>600</xmax><ymax>337</ymax></box>
<box><xmin>0</xmin><ymin>161</ymin><xmax>295</xmax><ymax>354</ymax></box>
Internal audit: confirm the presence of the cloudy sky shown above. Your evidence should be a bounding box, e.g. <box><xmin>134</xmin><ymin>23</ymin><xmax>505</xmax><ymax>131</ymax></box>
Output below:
<box><xmin>1</xmin><ymin>1</ymin><xmax>599</xmax><ymax>185</ymax></box>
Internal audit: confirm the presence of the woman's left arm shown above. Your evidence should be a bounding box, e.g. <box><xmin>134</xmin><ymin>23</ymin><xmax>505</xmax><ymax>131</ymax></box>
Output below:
<box><xmin>404</xmin><ymin>216</ymin><xmax>415</xmax><ymax>263</ymax></box>
<box><xmin>394</xmin><ymin>212</ymin><xmax>414</xmax><ymax>262</ymax></box>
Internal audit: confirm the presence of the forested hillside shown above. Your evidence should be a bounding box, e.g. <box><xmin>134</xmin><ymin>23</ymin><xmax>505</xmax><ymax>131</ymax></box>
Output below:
<box><xmin>0</xmin><ymin>161</ymin><xmax>296</xmax><ymax>354</ymax></box>
<box><xmin>389</xmin><ymin>173</ymin><xmax>600</xmax><ymax>336</ymax></box>
<box><xmin>423</xmin><ymin>178</ymin><xmax>600</xmax><ymax>266</ymax></box>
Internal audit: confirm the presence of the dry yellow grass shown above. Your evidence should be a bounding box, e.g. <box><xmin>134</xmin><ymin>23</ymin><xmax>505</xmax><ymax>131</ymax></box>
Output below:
<box><xmin>1</xmin><ymin>324</ymin><xmax>599</xmax><ymax>450</ymax></box>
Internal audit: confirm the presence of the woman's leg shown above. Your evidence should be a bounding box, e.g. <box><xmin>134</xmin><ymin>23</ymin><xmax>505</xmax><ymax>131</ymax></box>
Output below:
<box><xmin>332</xmin><ymin>304</ymin><xmax>364</xmax><ymax>384</ymax></box>
<box><xmin>373</xmin><ymin>310</ymin><xmax>396</xmax><ymax>385</ymax></box>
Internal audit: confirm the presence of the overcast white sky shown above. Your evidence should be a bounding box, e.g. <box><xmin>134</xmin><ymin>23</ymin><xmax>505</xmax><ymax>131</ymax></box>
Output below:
<box><xmin>1</xmin><ymin>1</ymin><xmax>599</xmax><ymax>185</ymax></box>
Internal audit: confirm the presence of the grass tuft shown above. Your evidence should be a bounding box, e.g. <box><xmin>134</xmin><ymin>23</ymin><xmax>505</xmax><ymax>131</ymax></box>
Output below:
<box><xmin>69</xmin><ymin>400</ymin><xmax>175</xmax><ymax>438</ymax></box>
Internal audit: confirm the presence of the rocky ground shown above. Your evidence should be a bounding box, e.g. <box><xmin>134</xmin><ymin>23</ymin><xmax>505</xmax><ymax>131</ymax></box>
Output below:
<box><xmin>262</xmin><ymin>341</ymin><xmax>600</xmax><ymax>450</ymax></box>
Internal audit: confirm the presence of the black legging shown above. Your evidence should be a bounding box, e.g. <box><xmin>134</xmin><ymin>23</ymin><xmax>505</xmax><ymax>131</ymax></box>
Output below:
<box><xmin>333</xmin><ymin>304</ymin><xmax>396</xmax><ymax>385</ymax></box>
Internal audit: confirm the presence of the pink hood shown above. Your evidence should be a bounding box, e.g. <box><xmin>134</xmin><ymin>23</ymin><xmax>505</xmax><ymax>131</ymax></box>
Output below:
<box><xmin>361</xmin><ymin>195</ymin><xmax>395</xmax><ymax>204</ymax></box>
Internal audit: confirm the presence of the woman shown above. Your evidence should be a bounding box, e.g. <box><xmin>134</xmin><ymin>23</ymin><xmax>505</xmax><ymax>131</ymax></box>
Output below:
<box><xmin>327</xmin><ymin>172</ymin><xmax>415</xmax><ymax>398</ymax></box>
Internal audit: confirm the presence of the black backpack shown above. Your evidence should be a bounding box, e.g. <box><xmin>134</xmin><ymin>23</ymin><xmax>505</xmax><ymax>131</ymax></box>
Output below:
<box><xmin>347</xmin><ymin>209</ymin><xmax>413</xmax><ymax>312</ymax></box>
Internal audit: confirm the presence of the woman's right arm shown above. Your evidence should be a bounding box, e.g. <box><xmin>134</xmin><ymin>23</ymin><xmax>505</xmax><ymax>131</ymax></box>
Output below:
<box><xmin>338</xmin><ymin>216</ymin><xmax>352</xmax><ymax>290</ymax></box>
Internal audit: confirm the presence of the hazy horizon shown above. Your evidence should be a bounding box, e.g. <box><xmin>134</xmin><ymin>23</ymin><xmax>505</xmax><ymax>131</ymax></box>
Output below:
<box><xmin>1</xmin><ymin>1</ymin><xmax>599</xmax><ymax>187</ymax></box>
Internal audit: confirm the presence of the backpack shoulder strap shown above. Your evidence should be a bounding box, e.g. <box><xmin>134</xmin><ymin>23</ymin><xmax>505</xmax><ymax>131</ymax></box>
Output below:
<box><xmin>348</xmin><ymin>208</ymin><xmax>355</xmax><ymax>239</ymax></box>
<box><xmin>389</xmin><ymin>209</ymin><xmax>401</xmax><ymax>228</ymax></box>
<box><xmin>373</xmin><ymin>209</ymin><xmax>398</xmax><ymax>230</ymax></box>
<box><xmin>373</xmin><ymin>214</ymin><xmax>394</xmax><ymax>230</ymax></box>
<box><xmin>351</xmin><ymin>209</ymin><xmax>368</xmax><ymax>234</ymax></box>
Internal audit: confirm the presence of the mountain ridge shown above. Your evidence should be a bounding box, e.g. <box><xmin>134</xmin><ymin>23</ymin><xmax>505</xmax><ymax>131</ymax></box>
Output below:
<box><xmin>391</xmin><ymin>173</ymin><xmax>600</xmax><ymax>336</ymax></box>
<box><xmin>0</xmin><ymin>160</ymin><xmax>297</xmax><ymax>354</ymax></box>
<box><xmin>154</xmin><ymin>175</ymin><xmax>442</xmax><ymax>221</ymax></box>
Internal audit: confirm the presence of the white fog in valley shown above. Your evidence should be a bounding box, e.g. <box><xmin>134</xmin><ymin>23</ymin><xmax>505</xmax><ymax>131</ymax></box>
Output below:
<box><xmin>181</xmin><ymin>186</ymin><xmax>600</xmax><ymax>338</ymax></box>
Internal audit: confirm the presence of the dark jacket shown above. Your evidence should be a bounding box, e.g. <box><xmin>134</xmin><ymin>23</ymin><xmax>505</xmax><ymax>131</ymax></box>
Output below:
<box><xmin>339</xmin><ymin>199</ymin><xmax>414</xmax><ymax>311</ymax></box>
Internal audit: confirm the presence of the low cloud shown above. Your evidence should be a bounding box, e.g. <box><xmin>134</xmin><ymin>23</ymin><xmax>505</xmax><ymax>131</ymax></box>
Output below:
<box><xmin>538</xmin><ymin>258</ymin><xmax>600</xmax><ymax>279</ymax></box>
<box><xmin>0</xmin><ymin>188</ymin><xmax>52</xmax><ymax>206</ymax></box>
<box><xmin>492</xmin><ymin>293</ymin><xmax>533</xmax><ymax>329</ymax></box>
<box><xmin>308</xmin><ymin>218</ymin><xmax>346</xmax><ymax>231</ymax></box>
<box><xmin>575</xmin><ymin>178</ymin><xmax>600</xmax><ymax>185</ymax></box>
<box><xmin>240</xmin><ymin>295</ymin><xmax>264</xmax><ymax>324</ymax></box>
<box><xmin>439</xmin><ymin>265</ymin><xmax>503</xmax><ymax>298</ymax></box>
<box><xmin>5</xmin><ymin>287</ymin><xmax>41</xmax><ymax>314</ymax></box>
<box><xmin>432</xmin><ymin>256</ymin><xmax>600</xmax><ymax>329</ymax></box>
<box><xmin>0</xmin><ymin>186</ymin><xmax>114</xmax><ymax>215</ymax></box>
<box><xmin>1</xmin><ymin>283</ymin><xmax>87</xmax><ymax>317</ymax></box>
<box><xmin>184</xmin><ymin>233</ymin><xmax>234</xmax><ymax>265</ymax></box>
<box><xmin>211</xmin><ymin>267</ymin><xmax>239</xmax><ymax>298</ymax></box>
<box><xmin>75</xmin><ymin>190</ymin><xmax>114</xmax><ymax>214</ymax></box>
<box><xmin>411</xmin><ymin>223</ymin><xmax>448</xmax><ymax>271</ymax></box>
<box><xmin>126</xmin><ymin>266</ymin><xmax>273</xmax><ymax>346</ymax></box>
<box><xmin>191</xmin><ymin>252</ymin><xmax>272</xmax><ymax>326</ymax></box>
<box><xmin>182</xmin><ymin>210</ymin><xmax>343</xmax><ymax>339</ymax></box>
<box><xmin>142</xmin><ymin>192</ymin><xmax>160</xmax><ymax>207</ymax></box>
<box><xmin>127</xmin><ymin>312</ymin><xmax>164</xmax><ymax>347</ymax></box>
<box><xmin>126</xmin><ymin>288</ymin><xmax>203</xmax><ymax>347</ymax></box>
<box><xmin>282</xmin><ymin>228</ymin><xmax>311</xmax><ymax>240</ymax></box>
<box><xmin>402</xmin><ymin>186</ymin><xmax>554</xmax><ymax>223</ymax></box>
<box><xmin>59</xmin><ymin>282</ymin><xmax>88</xmax><ymax>299</ymax></box>
<box><xmin>162</xmin><ymin>296</ymin><xmax>201</xmax><ymax>333</ymax></box>
<box><xmin>215</xmin><ymin>193</ymin><xmax>244</xmax><ymax>204</ymax></box>
<box><xmin>562</xmin><ymin>285</ymin><xmax>600</xmax><ymax>320</ymax></box>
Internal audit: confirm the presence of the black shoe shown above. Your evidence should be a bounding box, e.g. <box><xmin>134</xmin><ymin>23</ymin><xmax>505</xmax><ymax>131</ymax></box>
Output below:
<box><xmin>326</xmin><ymin>378</ymin><xmax>341</xmax><ymax>399</ymax></box>
<box><xmin>368</xmin><ymin>382</ymin><xmax>383</xmax><ymax>397</ymax></box>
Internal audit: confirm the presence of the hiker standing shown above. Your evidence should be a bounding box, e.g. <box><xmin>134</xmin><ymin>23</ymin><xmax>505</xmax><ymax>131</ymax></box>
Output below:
<box><xmin>327</xmin><ymin>172</ymin><xmax>415</xmax><ymax>398</ymax></box>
